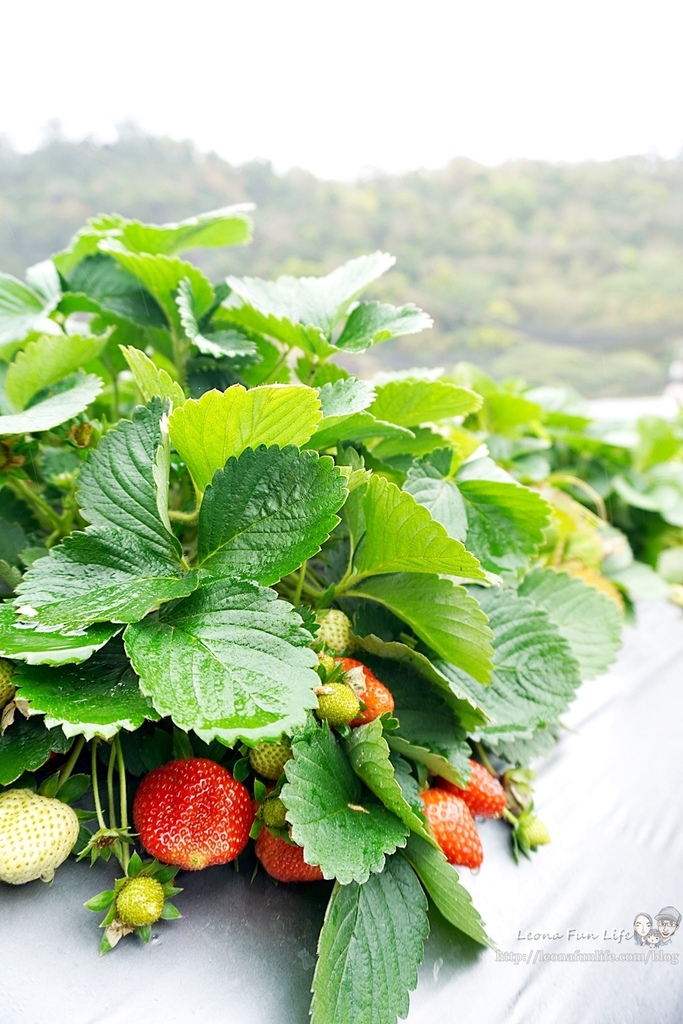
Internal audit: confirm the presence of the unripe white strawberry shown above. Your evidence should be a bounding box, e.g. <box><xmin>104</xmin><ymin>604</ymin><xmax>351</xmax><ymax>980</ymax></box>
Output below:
<box><xmin>316</xmin><ymin>610</ymin><xmax>354</xmax><ymax>654</ymax></box>
<box><xmin>0</xmin><ymin>789</ymin><xmax>79</xmax><ymax>884</ymax></box>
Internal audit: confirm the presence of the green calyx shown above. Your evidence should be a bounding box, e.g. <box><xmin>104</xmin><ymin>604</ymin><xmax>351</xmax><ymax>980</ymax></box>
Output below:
<box><xmin>314</xmin><ymin>682</ymin><xmax>361</xmax><ymax>728</ymax></box>
<box><xmin>261</xmin><ymin>796</ymin><xmax>288</xmax><ymax>830</ymax></box>
<box><xmin>115</xmin><ymin>875</ymin><xmax>166</xmax><ymax>927</ymax></box>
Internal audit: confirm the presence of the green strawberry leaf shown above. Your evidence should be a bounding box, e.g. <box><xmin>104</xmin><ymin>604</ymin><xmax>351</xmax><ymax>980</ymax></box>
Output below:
<box><xmin>77</xmin><ymin>400</ymin><xmax>181</xmax><ymax>559</ymax></box>
<box><xmin>14</xmin><ymin>529</ymin><xmax>199</xmax><ymax>628</ymax></box>
<box><xmin>317</xmin><ymin>377</ymin><xmax>376</xmax><ymax>417</ymax></box>
<box><xmin>435</xmin><ymin>587</ymin><xmax>582</xmax><ymax>745</ymax></box>
<box><xmin>197</xmin><ymin>445</ymin><xmax>347</xmax><ymax>585</ymax></box>
<box><xmin>335</xmin><ymin>301</ymin><xmax>433</xmax><ymax>353</ymax></box>
<box><xmin>369</xmin><ymin>378</ymin><xmax>481</xmax><ymax>427</ymax></box>
<box><xmin>227</xmin><ymin>252</ymin><xmax>396</xmax><ymax>338</ymax></box>
<box><xmin>0</xmin><ymin>375</ymin><xmax>103</xmax><ymax>436</ymax></box>
<box><xmin>63</xmin><ymin>254</ymin><xmax>167</xmax><ymax>328</ymax></box>
<box><xmin>177</xmin><ymin>278</ymin><xmax>258</xmax><ymax>361</ymax></box>
<box><xmin>343</xmin><ymin>719</ymin><xmax>434</xmax><ymax>843</ymax></box>
<box><xmin>0</xmin><ymin>273</ymin><xmax>61</xmax><ymax>356</ymax></box>
<box><xmin>0</xmin><ymin>716</ymin><xmax>71</xmax><ymax>786</ymax></box>
<box><xmin>356</xmin><ymin>650</ymin><xmax>473</xmax><ymax>784</ymax></box>
<box><xmin>454</xmin><ymin>458</ymin><xmax>552</xmax><ymax>573</ymax></box>
<box><xmin>517</xmin><ymin>567</ymin><xmax>623</xmax><ymax>680</ymax></box>
<box><xmin>15</xmin><ymin>640</ymin><xmax>156</xmax><ymax>741</ymax></box>
<box><xmin>0</xmin><ymin>602</ymin><xmax>118</xmax><ymax>665</ymax></box>
<box><xmin>98</xmin><ymin>243</ymin><xmax>214</xmax><ymax>333</ymax></box>
<box><xmin>351</xmin><ymin>573</ymin><xmax>493</xmax><ymax>683</ymax></box>
<box><xmin>5</xmin><ymin>333</ymin><xmax>108</xmax><ymax>412</ymax></box>
<box><xmin>168</xmin><ymin>384</ymin><xmax>322</xmax><ymax>493</ymax></box>
<box><xmin>311</xmin><ymin>854</ymin><xmax>428</xmax><ymax>1024</ymax></box>
<box><xmin>120</xmin><ymin>346</ymin><xmax>185</xmax><ymax>409</ymax></box>
<box><xmin>354</xmin><ymin>476</ymin><xmax>485</xmax><ymax>580</ymax></box>
<box><xmin>110</xmin><ymin>205</ymin><xmax>252</xmax><ymax>256</ymax></box>
<box><xmin>306</xmin><ymin>412</ymin><xmax>414</xmax><ymax>452</ymax></box>
<box><xmin>403</xmin><ymin>451</ymin><xmax>468</xmax><ymax>539</ymax></box>
<box><xmin>402</xmin><ymin>834</ymin><xmax>492</xmax><ymax>947</ymax></box>
<box><xmin>124</xmin><ymin>579</ymin><xmax>320</xmax><ymax>745</ymax></box>
<box><xmin>282</xmin><ymin>723</ymin><xmax>409</xmax><ymax>884</ymax></box>
<box><xmin>352</xmin><ymin>633</ymin><xmax>487</xmax><ymax>731</ymax></box>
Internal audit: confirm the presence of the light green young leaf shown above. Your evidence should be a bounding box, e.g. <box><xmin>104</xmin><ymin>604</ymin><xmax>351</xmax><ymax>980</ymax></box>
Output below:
<box><xmin>369</xmin><ymin>378</ymin><xmax>481</xmax><ymax>428</ymax></box>
<box><xmin>197</xmin><ymin>445</ymin><xmax>347</xmax><ymax>585</ymax></box>
<box><xmin>0</xmin><ymin>603</ymin><xmax>118</xmax><ymax>665</ymax></box>
<box><xmin>5</xmin><ymin>333</ymin><xmax>108</xmax><ymax>411</ymax></box>
<box><xmin>15</xmin><ymin>641</ymin><xmax>156</xmax><ymax>740</ymax></box>
<box><xmin>99</xmin><ymin>242</ymin><xmax>214</xmax><ymax>332</ymax></box>
<box><xmin>0</xmin><ymin>375</ymin><xmax>102</xmax><ymax>436</ymax></box>
<box><xmin>403</xmin><ymin>834</ymin><xmax>492</xmax><ymax>947</ymax></box>
<box><xmin>282</xmin><ymin>723</ymin><xmax>409</xmax><ymax>884</ymax></box>
<box><xmin>227</xmin><ymin>252</ymin><xmax>396</xmax><ymax>337</ymax></box>
<box><xmin>353</xmin><ymin>573</ymin><xmax>493</xmax><ymax>683</ymax></box>
<box><xmin>14</xmin><ymin>529</ymin><xmax>199</xmax><ymax>628</ymax></box>
<box><xmin>112</xmin><ymin>205</ymin><xmax>253</xmax><ymax>256</ymax></box>
<box><xmin>311</xmin><ymin>855</ymin><xmax>428</xmax><ymax>1024</ymax></box>
<box><xmin>0</xmin><ymin>716</ymin><xmax>72</xmax><ymax>786</ymax></box>
<box><xmin>218</xmin><ymin>304</ymin><xmax>332</xmax><ymax>358</ymax></box>
<box><xmin>0</xmin><ymin>273</ymin><xmax>61</xmax><ymax>357</ymax></box>
<box><xmin>354</xmin><ymin>476</ymin><xmax>485</xmax><ymax>581</ymax></box>
<box><xmin>25</xmin><ymin>260</ymin><xmax>61</xmax><ymax>307</ymax></box>
<box><xmin>120</xmin><ymin>346</ymin><xmax>185</xmax><ymax>409</ymax></box>
<box><xmin>77</xmin><ymin>400</ymin><xmax>180</xmax><ymax>560</ymax></box>
<box><xmin>435</xmin><ymin>587</ymin><xmax>582</xmax><ymax>745</ymax></box>
<box><xmin>517</xmin><ymin>567</ymin><xmax>622</xmax><ymax>679</ymax></box>
<box><xmin>335</xmin><ymin>301</ymin><xmax>433</xmax><ymax>353</ymax></box>
<box><xmin>317</xmin><ymin>377</ymin><xmax>376</xmax><ymax>417</ymax></box>
<box><xmin>344</xmin><ymin>719</ymin><xmax>434</xmax><ymax>843</ymax></box>
<box><xmin>124</xmin><ymin>579</ymin><xmax>319</xmax><ymax>745</ymax></box>
<box><xmin>168</xmin><ymin>384</ymin><xmax>322</xmax><ymax>492</ymax></box>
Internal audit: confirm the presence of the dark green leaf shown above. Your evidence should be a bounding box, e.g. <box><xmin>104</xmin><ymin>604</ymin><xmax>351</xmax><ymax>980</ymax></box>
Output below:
<box><xmin>197</xmin><ymin>445</ymin><xmax>346</xmax><ymax>585</ymax></box>
<box><xmin>0</xmin><ymin>603</ymin><xmax>119</xmax><ymax>664</ymax></box>
<box><xmin>282</xmin><ymin>723</ymin><xmax>408</xmax><ymax>884</ymax></box>
<box><xmin>312</xmin><ymin>854</ymin><xmax>428</xmax><ymax>1024</ymax></box>
<box><xmin>0</xmin><ymin>716</ymin><xmax>71</xmax><ymax>786</ymax></box>
<box><xmin>403</xmin><ymin>834</ymin><xmax>492</xmax><ymax>947</ymax></box>
<box><xmin>335</xmin><ymin>301</ymin><xmax>433</xmax><ymax>352</ymax></box>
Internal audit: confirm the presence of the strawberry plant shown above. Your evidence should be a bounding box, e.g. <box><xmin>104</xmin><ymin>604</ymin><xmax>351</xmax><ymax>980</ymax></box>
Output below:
<box><xmin>0</xmin><ymin>207</ymin><xmax>631</xmax><ymax>1023</ymax></box>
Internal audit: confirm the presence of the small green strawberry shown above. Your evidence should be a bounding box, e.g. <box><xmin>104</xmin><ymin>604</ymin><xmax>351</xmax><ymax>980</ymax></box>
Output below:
<box><xmin>116</xmin><ymin>876</ymin><xmax>166</xmax><ymax>927</ymax></box>
<box><xmin>315</xmin><ymin>682</ymin><xmax>360</xmax><ymax>727</ymax></box>
<box><xmin>510</xmin><ymin>808</ymin><xmax>551</xmax><ymax>861</ymax></box>
<box><xmin>86</xmin><ymin>855</ymin><xmax>182</xmax><ymax>953</ymax></box>
<box><xmin>316</xmin><ymin>610</ymin><xmax>354</xmax><ymax>654</ymax></box>
<box><xmin>248</xmin><ymin>738</ymin><xmax>293</xmax><ymax>781</ymax></box>
<box><xmin>261</xmin><ymin>796</ymin><xmax>288</xmax><ymax>830</ymax></box>
<box><xmin>521</xmin><ymin>815</ymin><xmax>551</xmax><ymax>848</ymax></box>
<box><xmin>0</xmin><ymin>659</ymin><xmax>16</xmax><ymax>710</ymax></box>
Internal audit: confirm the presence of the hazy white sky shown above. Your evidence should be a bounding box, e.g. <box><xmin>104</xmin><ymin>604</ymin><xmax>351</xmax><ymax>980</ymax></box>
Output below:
<box><xmin>2</xmin><ymin>0</ymin><xmax>682</xmax><ymax>180</ymax></box>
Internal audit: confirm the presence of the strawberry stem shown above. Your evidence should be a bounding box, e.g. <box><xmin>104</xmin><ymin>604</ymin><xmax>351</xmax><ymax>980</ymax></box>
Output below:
<box><xmin>503</xmin><ymin>807</ymin><xmax>519</xmax><ymax>827</ymax></box>
<box><xmin>58</xmin><ymin>736</ymin><xmax>84</xmax><ymax>787</ymax></box>
<box><xmin>474</xmin><ymin>742</ymin><xmax>497</xmax><ymax>777</ymax></box>
<box><xmin>106</xmin><ymin>742</ymin><xmax>117</xmax><ymax>829</ymax></box>
<box><xmin>115</xmin><ymin>735</ymin><xmax>130</xmax><ymax>873</ymax></box>
<box><xmin>293</xmin><ymin>560</ymin><xmax>308</xmax><ymax>605</ymax></box>
<box><xmin>91</xmin><ymin>739</ymin><xmax>107</xmax><ymax>831</ymax></box>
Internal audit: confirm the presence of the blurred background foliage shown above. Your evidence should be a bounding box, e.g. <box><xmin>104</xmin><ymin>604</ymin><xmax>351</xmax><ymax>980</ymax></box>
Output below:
<box><xmin>1</xmin><ymin>126</ymin><xmax>682</xmax><ymax>396</ymax></box>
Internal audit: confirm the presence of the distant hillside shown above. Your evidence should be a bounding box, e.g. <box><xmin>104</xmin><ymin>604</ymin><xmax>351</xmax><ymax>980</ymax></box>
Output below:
<box><xmin>1</xmin><ymin>129</ymin><xmax>682</xmax><ymax>395</ymax></box>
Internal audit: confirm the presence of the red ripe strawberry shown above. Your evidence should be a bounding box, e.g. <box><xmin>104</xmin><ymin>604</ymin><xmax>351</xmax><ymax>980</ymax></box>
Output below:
<box><xmin>255</xmin><ymin>829</ymin><xmax>324</xmax><ymax>883</ymax></box>
<box><xmin>335</xmin><ymin>657</ymin><xmax>395</xmax><ymax>727</ymax></box>
<box><xmin>420</xmin><ymin>788</ymin><xmax>483</xmax><ymax>869</ymax></box>
<box><xmin>436</xmin><ymin>759</ymin><xmax>506</xmax><ymax>819</ymax></box>
<box><xmin>133</xmin><ymin>758</ymin><xmax>253</xmax><ymax>871</ymax></box>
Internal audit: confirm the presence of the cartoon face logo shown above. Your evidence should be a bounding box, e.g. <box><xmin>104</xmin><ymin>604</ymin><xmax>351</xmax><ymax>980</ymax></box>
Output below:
<box><xmin>655</xmin><ymin>907</ymin><xmax>681</xmax><ymax>945</ymax></box>
<box><xmin>645</xmin><ymin>928</ymin><xmax>662</xmax><ymax>950</ymax></box>
<box><xmin>634</xmin><ymin>913</ymin><xmax>652</xmax><ymax>943</ymax></box>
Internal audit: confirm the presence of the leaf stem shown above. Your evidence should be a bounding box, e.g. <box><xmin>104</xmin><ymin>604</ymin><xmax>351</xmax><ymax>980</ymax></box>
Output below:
<box><xmin>7</xmin><ymin>477</ymin><xmax>63</xmax><ymax>532</ymax></box>
<box><xmin>293</xmin><ymin>561</ymin><xmax>308</xmax><ymax>605</ymax></box>
<box><xmin>58</xmin><ymin>736</ymin><xmax>85</xmax><ymax>786</ymax></box>
<box><xmin>168</xmin><ymin>507</ymin><xmax>199</xmax><ymax>524</ymax></box>
<box><xmin>91</xmin><ymin>739</ymin><xmax>107</xmax><ymax>832</ymax></box>
<box><xmin>548</xmin><ymin>472</ymin><xmax>607</xmax><ymax>521</ymax></box>
<box><xmin>262</xmin><ymin>347</ymin><xmax>290</xmax><ymax>384</ymax></box>
<box><xmin>474</xmin><ymin>741</ymin><xmax>497</xmax><ymax>777</ymax></box>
